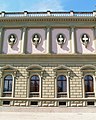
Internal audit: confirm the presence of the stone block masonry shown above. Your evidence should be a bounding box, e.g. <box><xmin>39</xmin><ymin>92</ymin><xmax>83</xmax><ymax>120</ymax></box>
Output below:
<box><xmin>0</xmin><ymin>62</ymin><xmax>95</xmax><ymax>107</ymax></box>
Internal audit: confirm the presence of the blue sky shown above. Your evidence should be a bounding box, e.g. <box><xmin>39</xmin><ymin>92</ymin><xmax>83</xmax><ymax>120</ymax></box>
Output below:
<box><xmin>0</xmin><ymin>0</ymin><xmax>95</xmax><ymax>12</ymax></box>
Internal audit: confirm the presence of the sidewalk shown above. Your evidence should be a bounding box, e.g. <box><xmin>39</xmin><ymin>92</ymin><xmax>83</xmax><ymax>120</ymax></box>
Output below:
<box><xmin>0</xmin><ymin>106</ymin><xmax>96</xmax><ymax>112</ymax></box>
<box><xmin>0</xmin><ymin>107</ymin><xmax>96</xmax><ymax>120</ymax></box>
<box><xmin>0</xmin><ymin>112</ymin><xmax>96</xmax><ymax>120</ymax></box>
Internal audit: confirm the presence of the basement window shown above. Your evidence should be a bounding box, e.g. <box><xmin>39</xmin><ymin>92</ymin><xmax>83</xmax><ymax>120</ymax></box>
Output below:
<box><xmin>59</xmin><ymin>102</ymin><xmax>66</xmax><ymax>106</ymax></box>
<box><xmin>87</xmin><ymin>101</ymin><xmax>94</xmax><ymax>106</ymax></box>
<box><xmin>3</xmin><ymin>101</ymin><xmax>10</xmax><ymax>106</ymax></box>
<box><xmin>30</xmin><ymin>101</ymin><xmax>38</xmax><ymax>106</ymax></box>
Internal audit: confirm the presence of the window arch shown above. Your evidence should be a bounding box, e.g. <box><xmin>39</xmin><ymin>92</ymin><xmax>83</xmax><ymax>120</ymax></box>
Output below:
<box><xmin>57</xmin><ymin>75</ymin><xmax>67</xmax><ymax>92</ymax></box>
<box><xmin>84</xmin><ymin>75</ymin><xmax>94</xmax><ymax>93</ymax></box>
<box><xmin>54</xmin><ymin>65</ymin><xmax>71</xmax><ymax>98</ymax></box>
<box><xmin>30</xmin><ymin>75</ymin><xmax>39</xmax><ymax>92</ymax></box>
<box><xmin>3</xmin><ymin>75</ymin><xmax>13</xmax><ymax>97</ymax></box>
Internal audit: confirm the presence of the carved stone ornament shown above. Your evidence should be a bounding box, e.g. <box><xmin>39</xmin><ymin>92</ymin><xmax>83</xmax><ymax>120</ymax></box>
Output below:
<box><xmin>81</xmin><ymin>34</ymin><xmax>90</xmax><ymax>48</ymax></box>
<box><xmin>8</xmin><ymin>34</ymin><xmax>17</xmax><ymax>48</ymax></box>
<box><xmin>57</xmin><ymin>34</ymin><xmax>66</xmax><ymax>48</ymax></box>
<box><xmin>32</xmin><ymin>34</ymin><xmax>41</xmax><ymax>48</ymax></box>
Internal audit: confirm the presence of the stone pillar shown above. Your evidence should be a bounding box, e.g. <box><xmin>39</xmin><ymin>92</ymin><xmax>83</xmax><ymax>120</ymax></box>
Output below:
<box><xmin>42</xmin><ymin>66</ymin><xmax>55</xmax><ymax>107</ymax></box>
<box><xmin>0</xmin><ymin>28</ymin><xmax>3</xmax><ymax>54</ymax></box>
<box><xmin>71</xmin><ymin>27</ymin><xmax>75</xmax><ymax>54</ymax></box>
<box><xmin>46</xmin><ymin>27</ymin><xmax>51</xmax><ymax>54</ymax></box>
<box><xmin>70</xmin><ymin>67</ymin><xmax>83</xmax><ymax>107</ymax></box>
<box><xmin>20</xmin><ymin>27</ymin><xmax>26</xmax><ymax>54</ymax></box>
<box><xmin>14</xmin><ymin>66</ymin><xmax>27</xmax><ymax>106</ymax></box>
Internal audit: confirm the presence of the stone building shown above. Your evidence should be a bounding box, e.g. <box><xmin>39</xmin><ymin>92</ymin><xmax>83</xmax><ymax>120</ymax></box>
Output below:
<box><xmin>0</xmin><ymin>11</ymin><xmax>96</xmax><ymax>107</ymax></box>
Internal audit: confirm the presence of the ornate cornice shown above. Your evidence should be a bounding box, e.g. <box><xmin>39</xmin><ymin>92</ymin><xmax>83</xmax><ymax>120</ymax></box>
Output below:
<box><xmin>0</xmin><ymin>16</ymin><xmax>95</xmax><ymax>22</ymax></box>
<box><xmin>0</xmin><ymin>54</ymin><xmax>96</xmax><ymax>59</ymax></box>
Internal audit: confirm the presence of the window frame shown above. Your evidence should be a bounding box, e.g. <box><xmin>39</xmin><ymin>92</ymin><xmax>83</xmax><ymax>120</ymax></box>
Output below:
<box><xmin>57</xmin><ymin>75</ymin><xmax>67</xmax><ymax>93</ymax></box>
<box><xmin>27</xmin><ymin>65</ymin><xmax>43</xmax><ymax>99</ymax></box>
<box><xmin>54</xmin><ymin>65</ymin><xmax>71</xmax><ymax>99</ymax></box>
<box><xmin>3</xmin><ymin>75</ymin><xmax>13</xmax><ymax>93</ymax></box>
<box><xmin>30</xmin><ymin>75</ymin><xmax>39</xmax><ymax>93</ymax></box>
<box><xmin>2</xmin><ymin>73</ymin><xmax>15</xmax><ymax>98</ymax></box>
<box><xmin>28</xmin><ymin>73</ymin><xmax>42</xmax><ymax>98</ymax></box>
<box><xmin>83</xmin><ymin>74</ymin><xmax>95</xmax><ymax>97</ymax></box>
<box><xmin>55</xmin><ymin>73</ymin><xmax>69</xmax><ymax>98</ymax></box>
<box><xmin>84</xmin><ymin>75</ymin><xmax>94</xmax><ymax>93</ymax></box>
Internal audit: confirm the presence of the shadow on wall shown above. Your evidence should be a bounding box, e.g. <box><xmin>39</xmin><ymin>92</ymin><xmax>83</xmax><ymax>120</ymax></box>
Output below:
<box><xmin>12</xmin><ymin>40</ymin><xmax>19</xmax><ymax>51</ymax></box>
<box><xmin>36</xmin><ymin>39</ymin><xmax>45</xmax><ymax>52</ymax></box>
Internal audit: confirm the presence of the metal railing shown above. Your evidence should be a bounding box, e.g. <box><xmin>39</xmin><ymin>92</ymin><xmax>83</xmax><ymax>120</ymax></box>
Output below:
<box><xmin>0</xmin><ymin>11</ymin><xmax>95</xmax><ymax>17</ymax></box>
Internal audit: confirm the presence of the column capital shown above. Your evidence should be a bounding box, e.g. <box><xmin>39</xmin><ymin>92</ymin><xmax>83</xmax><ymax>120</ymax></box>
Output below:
<box><xmin>46</xmin><ymin>26</ymin><xmax>51</xmax><ymax>29</ymax></box>
<box><xmin>70</xmin><ymin>26</ymin><xmax>75</xmax><ymax>29</ymax></box>
<box><xmin>22</xmin><ymin>26</ymin><xmax>27</xmax><ymax>29</ymax></box>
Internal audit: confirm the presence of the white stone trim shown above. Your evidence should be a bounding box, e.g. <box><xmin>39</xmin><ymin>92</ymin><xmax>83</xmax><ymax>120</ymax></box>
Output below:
<box><xmin>2</xmin><ymin>73</ymin><xmax>15</xmax><ymax>98</ymax></box>
<box><xmin>82</xmin><ymin>73</ymin><xmax>95</xmax><ymax>97</ymax></box>
<box><xmin>20</xmin><ymin>27</ymin><xmax>26</xmax><ymax>53</ymax></box>
<box><xmin>0</xmin><ymin>28</ymin><xmax>3</xmax><ymax>54</ymax></box>
<box><xmin>71</xmin><ymin>27</ymin><xmax>75</xmax><ymax>54</ymax></box>
<box><xmin>55</xmin><ymin>73</ymin><xmax>69</xmax><ymax>99</ymax></box>
<box><xmin>46</xmin><ymin>27</ymin><xmax>50</xmax><ymax>54</ymax></box>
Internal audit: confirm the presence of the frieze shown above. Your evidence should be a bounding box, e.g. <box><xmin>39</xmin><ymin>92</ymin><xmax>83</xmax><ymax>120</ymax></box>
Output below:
<box><xmin>0</xmin><ymin>17</ymin><xmax>95</xmax><ymax>22</ymax></box>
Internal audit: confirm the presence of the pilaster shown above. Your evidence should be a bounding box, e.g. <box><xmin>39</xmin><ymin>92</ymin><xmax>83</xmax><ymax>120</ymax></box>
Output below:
<box><xmin>70</xmin><ymin>27</ymin><xmax>76</xmax><ymax>54</ymax></box>
<box><xmin>95</xmin><ymin>27</ymin><xmax>96</xmax><ymax>38</ymax></box>
<box><xmin>20</xmin><ymin>27</ymin><xmax>27</xmax><ymax>54</ymax></box>
<box><xmin>46</xmin><ymin>27</ymin><xmax>51</xmax><ymax>54</ymax></box>
<box><xmin>94</xmin><ymin>27</ymin><xmax>96</xmax><ymax>52</ymax></box>
<box><xmin>0</xmin><ymin>28</ymin><xmax>3</xmax><ymax>54</ymax></box>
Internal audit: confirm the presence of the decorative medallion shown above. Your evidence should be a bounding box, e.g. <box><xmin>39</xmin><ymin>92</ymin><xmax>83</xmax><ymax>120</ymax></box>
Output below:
<box><xmin>32</xmin><ymin>34</ymin><xmax>41</xmax><ymax>48</ymax></box>
<box><xmin>8</xmin><ymin>34</ymin><xmax>17</xmax><ymax>48</ymax></box>
<box><xmin>81</xmin><ymin>33</ymin><xmax>90</xmax><ymax>48</ymax></box>
<box><xmin>57</xmin><ymin>34</ymin><xmax>66</xmax><ymax>48</ymax></box>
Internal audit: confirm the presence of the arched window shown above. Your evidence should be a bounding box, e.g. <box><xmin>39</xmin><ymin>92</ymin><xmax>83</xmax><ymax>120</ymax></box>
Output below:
<box><xmin>57</xmin><ymin>75</ymin><xmax>67</xmax><ymax>93</ymax></box>
<box><xmin>30</xmin><ymin>75</ymin><xmax>39</xmax><ymax>97</ymax></box>
<box><xmin>84</xmin><ymin>75</ymin><xmax>94</xmax><ymax>92</ymax></box>
<box><xmin>4</xmin><ymin>75</ymin><xmax>12</xmax><ymax>92</ymax></box>
<box><xmin>3</xmin><ymin>75</ymin><xmax>13</xmax><ymax>97</ymax></box>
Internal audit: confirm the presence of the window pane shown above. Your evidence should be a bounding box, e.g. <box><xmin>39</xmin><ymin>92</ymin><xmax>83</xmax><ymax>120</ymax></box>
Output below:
<box><xmin>58</xmin><ymin>75</ymin><xmax>66</xmax><ymax>81</ymax></box>
<box><xmin>3</xmin><ymin>75</ymin><xmax>13</xmax><ymax>92</ymax></box>
<box><xmin>57</xmin><ymin>75</ymin><xmax>67</xmax><ymax>92</ymax></box>
<box><xmin>84</xmin><ymin>75</ymin><xmax>93</xmax><ymax>92</ymax></box>
<box><xmin>62</xmin><ymin>80</ymin><xmax>67</xmax><ymax>92</ymax></box>
<box><xmin>31</xmin><ymin>75</ymin><xmax>39</xmax><ymax>80</ymax></box>
<box><xmin>4</xmin><ymin>80</ymin><xmax>8</xmax><ymax>91</ymax></box>
<box><xmin>30</xmin><ymin>75</ymin><xmax>39</xmax><ymax>92</ymax></box>
<box><xmin>9</xmin><ymin>80</ymin><xmax>12</xmax><ymax>91</ymax></box>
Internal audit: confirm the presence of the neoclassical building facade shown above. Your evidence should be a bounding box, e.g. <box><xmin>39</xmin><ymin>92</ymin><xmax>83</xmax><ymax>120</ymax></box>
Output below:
<box><xmin>0</xmin><ymin>11</ymin><xmax>96</xmax><ymax>107</ymax></box>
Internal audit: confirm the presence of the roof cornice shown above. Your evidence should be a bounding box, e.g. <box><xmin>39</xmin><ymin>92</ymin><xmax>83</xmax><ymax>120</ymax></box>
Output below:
<box><xmin>0</xmin><ymin>16</ymin><xmax>95</xmax><ymax>22</ymax></box>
